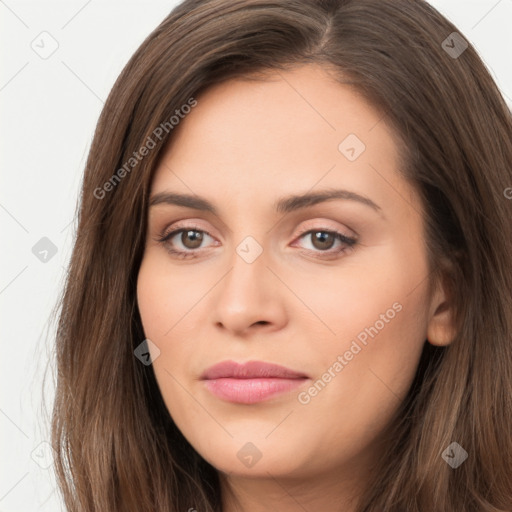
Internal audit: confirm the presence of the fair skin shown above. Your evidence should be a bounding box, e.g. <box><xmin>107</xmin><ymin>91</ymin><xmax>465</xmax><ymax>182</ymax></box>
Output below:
<box><xmin>136</xmin><ymin>64</ymin><xmax>454</xmax><ymax>511</ymax></box>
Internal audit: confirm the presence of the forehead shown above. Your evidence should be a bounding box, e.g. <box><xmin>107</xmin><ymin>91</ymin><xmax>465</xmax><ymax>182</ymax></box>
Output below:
<box><xmin>150</xmin><ymin>64</ymin><xmax>416</xmax><ymax>217</ymax></box>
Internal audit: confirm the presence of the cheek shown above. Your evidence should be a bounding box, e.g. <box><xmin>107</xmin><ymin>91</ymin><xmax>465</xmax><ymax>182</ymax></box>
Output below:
<box><xmin>136</xmin><ymin>253</ymin><xmax>205</xmax><ymax>340</ymax></box>
<box><xmin>286</xmin><ymin>287</ymin><xmax>428</xmax><ymax>470</ymax></box>
<box><xmin>136</xmin><ymin>260</ymin><xmax>194</xmax><ymax>437</ymax></box>
<box><xmin>136</xmin><ymin>254</ymin><xmax>209</xmax><ymax>402</ymax></box>
<box><xmin>278</xmin><ymin>241</ymin><xmax>429</xmax><ymax>360</ymax></box>
<box><xmin>287</xmin><ymin>247</ymin><xmax>429</xmax><ymax>428</ymax></box>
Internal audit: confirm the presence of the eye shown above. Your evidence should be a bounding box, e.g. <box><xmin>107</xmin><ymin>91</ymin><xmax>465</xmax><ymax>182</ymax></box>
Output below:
<box><xmin>292</xmin><ymin>228</ymin><xmax>357</xmax><ymax>258</ymax></box>
<box><xmin>156</xmin><ymin>225</ymin><xmax>216</xmax><ymax>259</ymax></box>
<box><xmin>155</xmin><ymin>224</ymin><xmax>357</xmax><ymax>260</ymax></box>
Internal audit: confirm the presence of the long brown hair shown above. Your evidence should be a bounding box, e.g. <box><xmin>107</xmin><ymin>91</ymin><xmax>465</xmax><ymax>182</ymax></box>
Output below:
<box><xmin>49</xmin><ymin>0</ymin><xmax>512</xmax><ymax>510</ymax></box>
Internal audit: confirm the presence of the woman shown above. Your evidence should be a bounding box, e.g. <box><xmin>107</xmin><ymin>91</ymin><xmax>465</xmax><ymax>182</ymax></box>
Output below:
<box><xmin>50</xmin><ymin>0</ymin><xmax>512</xmax><ymax>510</ymax></box>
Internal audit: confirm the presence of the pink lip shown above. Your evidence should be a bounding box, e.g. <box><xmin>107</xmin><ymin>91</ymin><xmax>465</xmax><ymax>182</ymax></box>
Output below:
<box><xmin>201</xmin><ymin>360</ymin><xmax>309</xmax><ymax>404</ymax></box>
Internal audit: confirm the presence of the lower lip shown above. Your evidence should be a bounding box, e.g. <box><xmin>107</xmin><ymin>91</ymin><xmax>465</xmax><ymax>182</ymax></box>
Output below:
<box><xmin>203</xmin><ymin>377</ymin><xmax>307</xmax><ymax>404</ymax></box>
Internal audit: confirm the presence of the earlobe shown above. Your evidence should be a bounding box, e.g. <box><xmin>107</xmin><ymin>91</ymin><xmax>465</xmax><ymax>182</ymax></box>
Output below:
<box><xmin>426</xmin><ymin>277</ymin><xmax>456</xmax><ymax>347</ymax></box>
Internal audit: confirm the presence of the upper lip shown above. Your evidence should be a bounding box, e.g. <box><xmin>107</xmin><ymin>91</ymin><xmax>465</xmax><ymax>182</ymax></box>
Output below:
<box><xmin>200</xmin><ymin>360</ymin><xmax>309</xmax><ymax>380</ymax></box>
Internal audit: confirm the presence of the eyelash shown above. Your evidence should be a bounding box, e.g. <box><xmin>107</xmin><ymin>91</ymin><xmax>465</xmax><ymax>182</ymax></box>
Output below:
<box><xmin>155</xmin><ymin>224</ymin><xmax>357</xmax><ymax>260</ymax></box>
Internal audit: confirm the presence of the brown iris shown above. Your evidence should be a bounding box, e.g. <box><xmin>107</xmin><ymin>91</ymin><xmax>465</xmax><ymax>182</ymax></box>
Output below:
<box><xmin>181</xmin><ymin>230</ymin><xmax>204</xmax><ymax>249</ymax></box>
<box><xmin>310</xmin><ymin>231</ymin><xmax>335</xmax><ymax>251</ymax></box>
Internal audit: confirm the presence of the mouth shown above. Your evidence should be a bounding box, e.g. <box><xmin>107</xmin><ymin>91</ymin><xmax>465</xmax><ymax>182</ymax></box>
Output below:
<box><xmin>200</xmin><ymin>360</ymin><xmax>310</xmax><ymax>404</ymax></box>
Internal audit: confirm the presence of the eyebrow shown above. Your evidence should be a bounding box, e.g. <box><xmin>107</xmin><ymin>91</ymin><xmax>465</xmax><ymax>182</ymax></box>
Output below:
<box><xmin>149</xmin><ymin>189</ymin><xmax>383</xmax><ymax>216</ymax></box>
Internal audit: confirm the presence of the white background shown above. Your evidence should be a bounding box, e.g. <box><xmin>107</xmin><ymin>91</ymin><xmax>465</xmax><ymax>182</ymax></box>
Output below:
<box><xmin>1</xmin><ymin>1</ymin><xmax>511</xmax><ymax>510</ymax></box>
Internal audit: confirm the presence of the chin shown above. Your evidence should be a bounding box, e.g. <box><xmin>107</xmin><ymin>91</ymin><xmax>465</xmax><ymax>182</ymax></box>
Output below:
<box><xmin>194</xmin><ymin>437</ymin><xmax>312</xmax><ymax>478</ymax></box>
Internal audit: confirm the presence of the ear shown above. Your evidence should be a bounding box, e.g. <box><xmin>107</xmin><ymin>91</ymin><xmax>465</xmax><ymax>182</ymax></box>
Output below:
<box><xmin>426</xmin><ymin>274</ymin><xmax>456</xmax><ymax>347</ymax></box>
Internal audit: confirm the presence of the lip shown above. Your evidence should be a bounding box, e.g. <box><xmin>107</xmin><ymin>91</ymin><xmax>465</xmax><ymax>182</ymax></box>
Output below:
<box><xmin>201</xmin><ymin>360</ymin><xmax>309</xmax><ymax>404</ymax></box>
<box><xmin>201</xmin><ymin>360</ymin><xmax>309</xmax><ymax>380</ymax></box>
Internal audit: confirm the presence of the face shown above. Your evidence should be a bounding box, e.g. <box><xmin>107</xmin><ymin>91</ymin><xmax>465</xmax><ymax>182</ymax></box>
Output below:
<box><xmin>136</xmin><ymin>64</ymin><xmax>448</xmax><ymax>486</ymax></box>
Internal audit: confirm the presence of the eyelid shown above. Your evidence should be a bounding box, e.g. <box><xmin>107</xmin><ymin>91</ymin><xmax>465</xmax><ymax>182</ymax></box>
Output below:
<box><xmin>158</xmin><ymin>220</ymin><xmax>215</xmax><ymax>240</ymax></box>
<box><xmin>293</xmin><ymin>221</ymin><xmax>356</xmax><ymax>240</ymax></box>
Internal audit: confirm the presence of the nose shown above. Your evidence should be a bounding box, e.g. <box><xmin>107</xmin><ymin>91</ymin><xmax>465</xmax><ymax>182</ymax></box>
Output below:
<box><xmin>211</xmin><ymin>246</ymin><xmax>288</xmax><ymax>337</ymax></box>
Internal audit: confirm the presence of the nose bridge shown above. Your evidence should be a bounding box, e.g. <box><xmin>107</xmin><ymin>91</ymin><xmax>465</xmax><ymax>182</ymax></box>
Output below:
<box><xmin>211</xmin><ymin>229</ymin><xmax>286</xmax><ymax>333</ymax></box>
<box><xmin>222</xmin><ymin>233</ymin><xmax>269</xmax><ymax>304</ymax></box>
<box><xmin>224</xmin><ymin>208</ymin><xmax>269</xmax><ymax>276</ymax></box>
